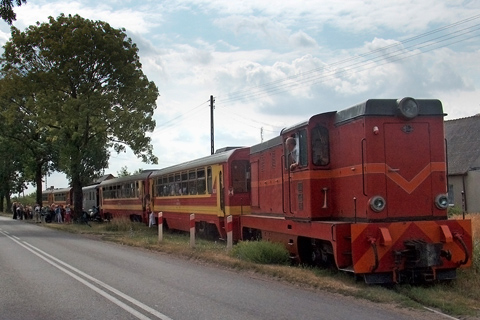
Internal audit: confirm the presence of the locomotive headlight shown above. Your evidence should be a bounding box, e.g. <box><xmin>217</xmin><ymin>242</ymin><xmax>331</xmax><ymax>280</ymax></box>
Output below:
<box><xmin>369</xmin><ymin>195</ymin><xmax>386</xmax><ymax>212</ymax></box>
<box><xmin>397</xmin><ymin>97</ymin><xmax>419</xmax><ymax>120</ymax></box>
<box><xmin>435</xmin><ymin>194</ymin><xmax>449</xmax><ymax>210</ymax></box>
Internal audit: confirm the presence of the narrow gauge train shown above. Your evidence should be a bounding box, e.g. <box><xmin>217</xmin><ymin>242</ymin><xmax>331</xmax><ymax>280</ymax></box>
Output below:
<box><xmin>41</xmin><ymin>97</ymin><xmax>473</xmax><ymax>284</ymax></box>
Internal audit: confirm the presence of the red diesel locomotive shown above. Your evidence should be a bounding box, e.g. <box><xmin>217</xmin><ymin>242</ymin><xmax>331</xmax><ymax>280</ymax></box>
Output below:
<box><xmin>242</xmin><ymin>97</ymin><xmax>472</xmax><ymax>283</ymax></box>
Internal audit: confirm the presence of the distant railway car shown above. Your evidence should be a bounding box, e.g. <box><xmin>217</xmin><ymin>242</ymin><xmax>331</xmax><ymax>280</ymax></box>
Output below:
<box><xmin>41</xmin><ymin>189</ymin><xmax>53</xmax><ymax>207</ymax></box>
<box><xmin>42</xmin><ymin>187</ymin><xmax>73</xmax><ymax>207</ymax></box>
<box><xmin>241</xmin><ymin>98</ymin><xmax>472</xmax><ymax>283</ymax></box>
<box><xmin>82</xmin><ymin>183</ymin><xmax>100</xmax><ymax>211</ymax></box>
<box><xmin>151</xmin><ymin>147</ymin><xmax>251</xmax><ymax>240</ymax></box>
<box><xmin>98</xmin><ymin>171</ymin><xmax>154</xmax><ymax>222</ymax></box>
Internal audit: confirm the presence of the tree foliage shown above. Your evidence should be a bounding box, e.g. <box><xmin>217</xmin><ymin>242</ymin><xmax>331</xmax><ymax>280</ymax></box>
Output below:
<box><xmin>0</xmin><ymin>0</ymin><xmax>26</xmax><ymax>25</ymax></box>
<box><xmin>0</xmin><ymin>135</ymin><xmax>27</xmax><ymax>211</ymax></box>
<box><xmin>0</xmin><ymin>14</ymin><xmax>159</xmax><ymax>214</ymax></box>
<box><xmin>0</xmin><ymin>69</ymin><xmax>58</xmax><ymax>205</ymax></box>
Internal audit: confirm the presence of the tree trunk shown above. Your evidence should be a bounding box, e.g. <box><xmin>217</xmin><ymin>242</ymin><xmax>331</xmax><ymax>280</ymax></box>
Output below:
<box><xmin>72</xmin><ymin>175</ymin><xmax>83</xmax><ymax>218</ymax></box>
<box><xmin>35</xmin><ymin>162</ymin><xmax>43</xmax><ymax>206</ymax></box>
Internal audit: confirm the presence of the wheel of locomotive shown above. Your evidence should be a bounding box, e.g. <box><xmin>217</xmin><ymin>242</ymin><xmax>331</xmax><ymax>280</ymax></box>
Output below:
<box><xmin>298</xmin><ymin>237</ymin><xmax>335</xmax><ymax>268</ymax></box>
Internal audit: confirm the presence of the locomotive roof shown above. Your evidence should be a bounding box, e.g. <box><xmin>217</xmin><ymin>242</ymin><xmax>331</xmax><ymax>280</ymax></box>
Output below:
<box><xmin>334</xmin><ymin>99</ymin><xmax>444</xmax><ymax>125</ymax></box>
<box><xmin>150</xmin><ymin>147</ymin><xmax>247</xmax><ymax>178</ymax></box>
<box><xmin>250</xmin><ymin>136</ymin><xmax>283</xmax><ymax>154</ymax></box>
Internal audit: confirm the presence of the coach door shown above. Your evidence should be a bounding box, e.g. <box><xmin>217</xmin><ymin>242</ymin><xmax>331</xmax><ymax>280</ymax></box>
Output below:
<box><xmin>384</xmin><ymin>122</ymin><xmax>433</xmax><ymax>219</ymax></box>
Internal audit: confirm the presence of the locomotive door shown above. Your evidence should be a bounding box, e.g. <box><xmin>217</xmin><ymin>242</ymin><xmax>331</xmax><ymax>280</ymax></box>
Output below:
<box><xmin>383</xmin><ymin>122</ymin><xmax>433</xmax><ymax>218</ymax></box>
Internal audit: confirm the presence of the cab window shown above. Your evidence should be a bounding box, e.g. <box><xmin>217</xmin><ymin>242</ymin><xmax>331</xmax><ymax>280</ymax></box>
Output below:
<box><xmin>311</xmin><ymin>125</ymin><xmax>329</xmax><ymax>166</ymax></box>
<box><xmin>284</xmin><ymin>130</ymin><xmax>308</xmax><ymax>169</ymax></box>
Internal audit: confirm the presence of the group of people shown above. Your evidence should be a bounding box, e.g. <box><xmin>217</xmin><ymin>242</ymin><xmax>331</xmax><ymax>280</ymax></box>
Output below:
<box><xmin>11</xmin><ymin>202</ymin><xmax>36</xmax><ymax>221</ymax></box>
<box><xmin>11</xmin><ymin>202</ymin><xmax>72</xmax><ymax>223</ymax></box>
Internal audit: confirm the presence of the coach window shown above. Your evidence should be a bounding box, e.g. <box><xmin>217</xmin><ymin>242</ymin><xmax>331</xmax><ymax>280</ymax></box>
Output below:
<box><xmin>162</xmin><ymin>176</ymin><xmax>167</xmax><ymax>196</ymax></box>
<box><xmin>168</xmin><ymin>175</ymin><xmax>174</xmax><ymax>196</ymax></box>
<box><xmin>122</xmin><ymin>184</ymin><xmax>127</xmax><ymax>198</ymax></box>
<box><xmin>207</xmin><ymin>167</ymin><xmax>212</xmax><ymax>194</ymax></box>
<box><xmin>154</xmin><ymin>178</ymin><xmax>160</xmax><ymax>196</ymax></box>
<box><xmin>181</xmin><ymin>172</ymin><xmax>188</xmax><ymax>195</ymax></box>
<box><xmin>155</xmin><ymin>177</ymin><xmax>164</xmax><ymax>197</ymax></box>
<box><xmin>311</xmin><ymin>125</ymin><xmax>329</xmax><ymax>166</ymax></box>
<box><xmin>129</xmin><ymin>183</ymin><xmax>134</xmax><ymax>198</ymax></box>
<box><xmin>56</xmin><ymin>193</ymin><xmax>66</xmax><ymax>202</ymax></box>
<box><xmin>188</xmin><ymin>170</ymin><xmax>197</xmax><ymax>195</ymax></box>
<box><xmin>197</xmin><ymin>168</ymin><xmax>206</xmax><ymax>194</ymax></box>
<box><xmin>174</xmin><ymin>173</ymin><xmax>180</xmax><ymax>195</ymax></box>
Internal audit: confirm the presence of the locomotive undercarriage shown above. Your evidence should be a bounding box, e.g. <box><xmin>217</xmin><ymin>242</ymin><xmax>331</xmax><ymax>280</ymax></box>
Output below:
<box><xmin>363</xmin><ymin>239</ymin><xmax>457</xmax><ymax>284</ymax></box>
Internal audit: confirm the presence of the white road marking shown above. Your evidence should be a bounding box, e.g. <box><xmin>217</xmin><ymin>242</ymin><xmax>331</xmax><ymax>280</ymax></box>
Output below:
<box><xmin>0</xmin><ymin>230</ymin><xmax>173</xmax><ymax>320</ymax></box>
<box><xmin>423</xmin><ymin>307</ymin><xmax>461</xmax><ymax>320</ymax></box>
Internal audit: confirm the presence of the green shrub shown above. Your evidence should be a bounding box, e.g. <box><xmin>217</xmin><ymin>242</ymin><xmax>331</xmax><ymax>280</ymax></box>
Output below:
<box><xmin>231</xmin><ymin>240</ymin><xmax>290</xmax><ymax>265</ymax></box>
<box><xmin>448</xmin><ymin>206</ymin><xmax>464</xmax><ymax>217</ymax></box>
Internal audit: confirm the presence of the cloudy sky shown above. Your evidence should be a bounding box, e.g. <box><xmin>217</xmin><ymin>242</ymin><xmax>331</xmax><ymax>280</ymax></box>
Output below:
<box><xmin>1</xmin><ymin>0</ymin><xmax>479</xmax><ymax>192</ymax></box>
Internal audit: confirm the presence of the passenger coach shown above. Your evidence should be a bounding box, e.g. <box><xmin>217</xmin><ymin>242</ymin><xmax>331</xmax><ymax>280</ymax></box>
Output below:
<box><xmin>99</xmin><ymin>170</ymin><xmax>155</xmax><ymax>222</ymax></box>
<box><xmin>151</xmin><ymin>147</ymin><xmax>251</xmax><ymax>240</ymax></box>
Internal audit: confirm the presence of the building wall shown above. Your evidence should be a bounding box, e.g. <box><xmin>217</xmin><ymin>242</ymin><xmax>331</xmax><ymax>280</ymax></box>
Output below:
<box><xmin>466</xmin><ymin>170</ymin><xmax>480</xmax><ymax>213</ymax></box>
<box><xmin>448</xmin><ymin>170</ymin><xmax>480</xmax><ymax>213</ymax></box>
<box><xmin>448</xmin><ymin>175</ymin><xmax>465</xmax><ymax>210</ymax></box>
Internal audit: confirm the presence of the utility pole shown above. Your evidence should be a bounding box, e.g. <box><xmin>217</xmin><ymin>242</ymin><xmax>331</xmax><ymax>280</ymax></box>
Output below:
<box><xmin>261</xmin><ymin>127</ymin><xmax>264</xmax><ymax>143</ymax></box>
<box><xmin>210</xmin><ymin>95</ymin><xmax>215</xmax><ymax>155</ymax></box>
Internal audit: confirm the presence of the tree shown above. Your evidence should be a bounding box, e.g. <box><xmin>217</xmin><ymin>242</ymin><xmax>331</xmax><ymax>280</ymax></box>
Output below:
<box><xmin>0</xmin><ymin>135</ymin><xmax>27</xmax><ymax>211</ymax></box>
<box><xmin>117</xmin><ymin>166</ymin><xmax>144</xmax><ymax>177</ymax></box>
<box><xmin>1</xmin><ymin>14</ymin><xmax>159</xmax><ymax>216</ymax></box>
<box><xmin>0</xmin><ymin>70</ymin><xmax>58</xmax><ymax>206</ymax></box>
<box><xmin>117</xmin><ymin>166</ymin><xmax>130</xmax><ymax>177</ymax></box>
<box><xmin>0</xmin><ymin>0</ymin><xmax>27</xmax><ymax>25</ymax></box>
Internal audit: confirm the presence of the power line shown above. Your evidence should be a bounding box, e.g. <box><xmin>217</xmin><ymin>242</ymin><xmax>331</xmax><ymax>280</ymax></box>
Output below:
<box><xmin>153</xmin><ymin>15</ymin><xmax>480</xmax><ymax>133</ymax></box>
<box><xmin>154</xmin><ymin>99</ymin><xmax>209</xmax><ymax>134</ymax></box>
<box><xmin>217</xmin><ymin>14</ymin><xmax>480</xmax><ymax>104</ymax></box>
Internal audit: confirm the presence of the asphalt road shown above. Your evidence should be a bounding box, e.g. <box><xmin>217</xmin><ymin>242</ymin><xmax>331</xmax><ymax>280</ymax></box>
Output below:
<box><xmin>0</xmin><ymin>216</ymin><xmax>442</xmax><ymax>320</ymax></box>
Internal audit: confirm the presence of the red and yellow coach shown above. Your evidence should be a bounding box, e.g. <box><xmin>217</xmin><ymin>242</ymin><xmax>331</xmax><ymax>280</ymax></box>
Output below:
<box><xmin>99</xmin><ymin>170</ymin><xmax>154</xmax><ymax>222</ymax></box>
<box><xmin>151</xmin><ymin>147</ymin><xmax>251</xmax><ymax>240</ymax></box>
<box><xmin>42</xmin><ymin>187</ymin><xmax>73</xmax><ymax>208</ymax></box>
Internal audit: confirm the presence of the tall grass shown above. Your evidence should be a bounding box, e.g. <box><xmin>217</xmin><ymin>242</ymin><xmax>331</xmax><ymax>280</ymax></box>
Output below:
<box><xmin>231</xmin><ymin>241</ymin><xmax>290</xmax><ymax>265</ymax></box>
<box><xmin>103</xmin><ymin>216</ymin><xmax>143</xmax><ymax>233</ymax></box>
